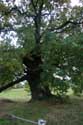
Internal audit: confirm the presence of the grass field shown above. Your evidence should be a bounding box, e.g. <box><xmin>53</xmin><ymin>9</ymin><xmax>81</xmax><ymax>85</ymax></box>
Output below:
<box><xmin>0</xmin><ymin>88</ymin><xmax>83</xmax><ymax>125</ymax></box>
<box><xmin>0</xmin><ymin>88</ymin><xmax>31</xmax><ymax>101</ymax></box>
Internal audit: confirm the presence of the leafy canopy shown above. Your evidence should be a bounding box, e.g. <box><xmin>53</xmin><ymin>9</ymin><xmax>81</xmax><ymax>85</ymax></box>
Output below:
<box><xmin>0</xmin><ymin>0</ymin><xmax>83</xmax><ymax>95</ymax></box>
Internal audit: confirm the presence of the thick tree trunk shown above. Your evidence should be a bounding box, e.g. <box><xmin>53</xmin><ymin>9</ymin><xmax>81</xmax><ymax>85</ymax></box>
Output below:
<box><xmin>27</xmin><ymin>76</ymin><xmax>51</xmax><ymax>100</ymax></box>
<box><xmin>0</xmin><ymin>52</ymin><xmax>52</xmax><ymax>100</ymax></box>
<box><xmin>26</xmin><ymin>0</ymin><xmax>52</xmax><ymax>100</ymax></box>
<box><xmin>23</xmin><ymin>51</ymin><xmax>52</xmax><ymax>100</ymax></box>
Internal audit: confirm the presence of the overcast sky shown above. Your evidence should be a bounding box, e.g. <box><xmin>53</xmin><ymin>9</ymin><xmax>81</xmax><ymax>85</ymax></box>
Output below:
<box><xmin>71</xmin><ymin>0</ymin><xmax>82</xmax><ymax>6</ymax></box>
<box><xmin>15</xmin><ymin>0</ymin><xmax>82</xmax><ymax>6</ymax></box>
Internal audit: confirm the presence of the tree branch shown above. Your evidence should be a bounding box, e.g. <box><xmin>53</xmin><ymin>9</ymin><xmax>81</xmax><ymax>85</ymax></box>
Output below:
<box><xmin>0</xmin><ymin>75</ymin><xmax>27</xmax><ymax>92</ymax></box>
<box><xmin>40</xmin><ymin>19</ymin><xmax>83</xmax><ymax>38</ymax></box>
<box><xmin>39</xmin><ymin>0</ymin><xmax>44</xmax><ymax>14</ymax></box>
<box><xmin>49</xmin><ymin>20</ymin><xmax>82</xmax><ymax>32</ymax></box>
<box><xmin>0</xmin><ymin>26</ymin><xmax>16</xmax><ymax>33</ymax></box>
<box><xmin>35</xmin><ymin>0</ymin><xmax>39</xmax><ymax>7</ymax></box>
<box><xmin>11</xmin><ymin>5</ymin><xmax>35</xmax><ymax>17</ymax></box>
<box><xmin>2</xmin><ymin>5</ymin><xmax>34</xmax><ymax>18</ymax></box>
<box><xmin>30</xmin><ymin>0</ymin><xmax>37</xmax><ymax>14</ymax></box>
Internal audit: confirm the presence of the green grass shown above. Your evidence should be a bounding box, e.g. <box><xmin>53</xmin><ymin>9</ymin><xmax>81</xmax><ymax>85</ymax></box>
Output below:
<box><xmin>0</xmin><ymin>89</ymin><xmax>83</xmax><ymax>125</ymax></box>
<box><xmin>0</xmin><ymin>88</ymin><xmax>31</xmax><ymax>101</ymax></box>
<box><xmin>1</xmin><ymin>98</ymin><xmax>83</xmax><ymax>125</ymax></box>
<box><xmin>0</xmin><ymin>119</ymin><xmax>9</xmax><ymax>125</ymax></box>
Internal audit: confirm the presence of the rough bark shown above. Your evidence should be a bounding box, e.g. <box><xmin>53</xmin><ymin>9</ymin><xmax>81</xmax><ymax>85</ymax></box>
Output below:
<box><xmin>23</xmin><ymin>52</ymin><xmax>52</xmax><ymax>100</ymax></box>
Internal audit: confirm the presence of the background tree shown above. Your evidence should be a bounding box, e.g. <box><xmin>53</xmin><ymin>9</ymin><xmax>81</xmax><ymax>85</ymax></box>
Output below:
<box><xmin>0</xmin><ymin>0</ymin><xmax>83</xmax><ymax>100</ymax></box>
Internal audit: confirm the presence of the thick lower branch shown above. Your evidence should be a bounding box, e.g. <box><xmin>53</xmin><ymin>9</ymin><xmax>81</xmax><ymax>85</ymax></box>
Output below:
<box><xmin>0</xmin><ymin>75</ymin><xmax>27</xmax><ymax>92</ymax></box>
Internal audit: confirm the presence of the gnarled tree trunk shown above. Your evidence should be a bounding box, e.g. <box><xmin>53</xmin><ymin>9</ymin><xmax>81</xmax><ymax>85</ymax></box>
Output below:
<box><xmin>23</xmin><ymin>51</ymin><xmax>52</xmax><ymax>100</ymax></box>
<box><xmin>0</xmin><ymin>51</ymin><xmax>52</xmax><ymax>100</ymax></box>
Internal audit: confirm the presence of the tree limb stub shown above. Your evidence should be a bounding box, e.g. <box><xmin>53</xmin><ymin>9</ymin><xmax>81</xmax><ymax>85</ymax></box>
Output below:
<box><xmin>0</xmin><ymin>75</ymin><xmax>27</xmax><ymax>92</ymax></box>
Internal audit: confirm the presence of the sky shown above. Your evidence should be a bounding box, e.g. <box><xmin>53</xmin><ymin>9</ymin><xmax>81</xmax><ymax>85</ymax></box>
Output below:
<box><xmin>15</xmin><ymin>0</ymin><xmax>81</xmax><ymax>7</ymax></box>
<box><xmin>71</xmin><ymin>0</ymin><xmax>82</xmax><ymax>6</ymax></box>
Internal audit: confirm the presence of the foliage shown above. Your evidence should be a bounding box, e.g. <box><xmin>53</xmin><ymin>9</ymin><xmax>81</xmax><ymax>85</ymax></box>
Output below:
<box><xmin>0</xmin><ymin>41</ymin><xmax>23</xmax><ymax>84</ymax></box>
<box><xmin>41</xmin><ymin>32</ymin><xmax>83</xmax><ymax>96</ymax></box>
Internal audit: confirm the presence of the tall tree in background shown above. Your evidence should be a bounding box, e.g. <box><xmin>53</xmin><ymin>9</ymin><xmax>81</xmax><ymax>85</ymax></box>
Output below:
<box><xmin>0</xmin><ymin>0</ymin><xmax>83</xmax><ymax>100</ymax></box>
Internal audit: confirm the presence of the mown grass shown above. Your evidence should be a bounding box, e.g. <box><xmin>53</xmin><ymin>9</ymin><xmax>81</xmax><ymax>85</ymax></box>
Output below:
<box><xmin>0</xmin><ymin>89</ymin><xmax>83</xmax><ymax>125</ymax></box>
<box><xmin>0</xmin><ymin>88</ymin><xmax>31</xmax><ymax>101</ymax></box>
